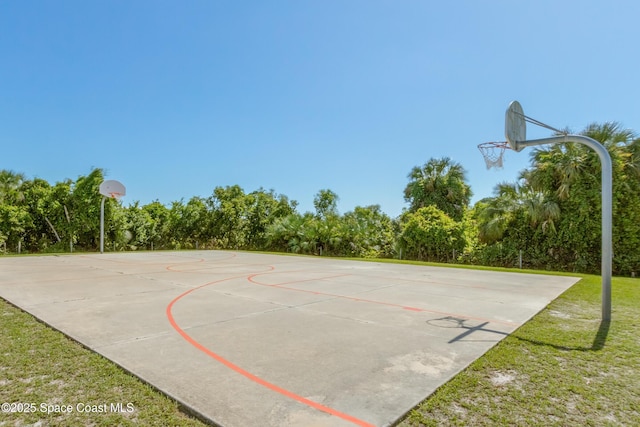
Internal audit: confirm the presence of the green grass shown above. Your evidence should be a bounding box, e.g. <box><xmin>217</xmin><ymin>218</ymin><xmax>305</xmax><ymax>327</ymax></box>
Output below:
<box><xmin>397</xmin><ymin>274</ymin><xmax>640</xmax><ymax>426</ymax></box>
<box><xmin>0</xmin><ymin>300</ymin><xmax>207</xmax><ymax>426</ymax></box>
<box><xmin>1</xmin><ymin>254</ymin><xmax>639</xmax><ymax>426</ymax></box>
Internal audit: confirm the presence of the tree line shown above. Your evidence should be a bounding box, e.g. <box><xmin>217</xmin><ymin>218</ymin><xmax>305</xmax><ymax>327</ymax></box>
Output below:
<box><xmin>1</xmin><ymin>122</ymin><xmax>638</xmax><ymax>276</ymax></box>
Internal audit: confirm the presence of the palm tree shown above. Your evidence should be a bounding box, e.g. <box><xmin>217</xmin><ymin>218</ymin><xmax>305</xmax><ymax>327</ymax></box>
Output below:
<box><xmin>628</xmin><ymin>137</ymin><xmax>640</xmax><ymax>178</ymax></box>
<box><xmin>0</xmin><ymin>170</ymin><xmax>26</xmax><ymax>204</ymax></box>
<box><xmin>527</xmin><ymin>143</ymin><xmax>589</xmax><ymax>201</ymax></box>
<box><xmin>582</xmin><ymin>122</ymin><xmax>635</xmax><ymax>149</ymax></box>
<box><xmin>477</xmin><ymin>181</ymin><xmax>559</xmax><ymax>244</ymax></box>
<box><xmin>520</xmin><ymin>187</ymin><xmax>560</xmax><ymax>235</ymax></box>
<box><xmin>404</xmin><ymin>157</ymin><xmax>472</xmax><ymax>221</ymax></box>
<box><xmin>528</xmin><ymin>122</ymin><xmax>635</xmax><ymax>200</ymax></box>
<box><xmin>265</xmin><ymin>213</ymin><xmax>309</xmax><ymax>253</ymax></box>
<box><xmin>477</xmin><ymin>183</ymin><xmax>519</xmax><ymax>244</ymax></box>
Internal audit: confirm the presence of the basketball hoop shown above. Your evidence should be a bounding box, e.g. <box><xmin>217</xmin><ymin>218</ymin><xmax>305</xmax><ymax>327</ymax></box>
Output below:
<box><xmin>98</xmin><ymin>180</ymin><xmax>126</xmax><ymax>254</ymax></box>
<box><xmin>478</xmin><ymin>141</ymin><xmax>510</xmax><ymax>169</ymax></box>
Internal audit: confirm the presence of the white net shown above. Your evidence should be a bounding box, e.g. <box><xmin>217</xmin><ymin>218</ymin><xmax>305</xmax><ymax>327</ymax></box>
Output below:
<box><xmin>478</xmin><ymin>142</ymin><xmax>509</xmax><ymax>170</ymax></box>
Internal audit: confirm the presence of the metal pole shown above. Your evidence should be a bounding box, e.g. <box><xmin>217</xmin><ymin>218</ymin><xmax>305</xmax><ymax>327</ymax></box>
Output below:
<box><xmin>577</xmin><ymin>136</ymin><xmax>614</xmax><ymax>322</ymax></box>
<box><xmin>518</xmin><ymin>135</ymin><xmax>612</xmax><ymax>320</ymax></box>
<box><xmin>519</xmin><ymin>250</ymin><xmax>522</xmax><ymax>269</ymax></box>
<box><xmin>100</xmin><ymin>196</ymin><xmax>106</xmax><ymax>254</ymax></box>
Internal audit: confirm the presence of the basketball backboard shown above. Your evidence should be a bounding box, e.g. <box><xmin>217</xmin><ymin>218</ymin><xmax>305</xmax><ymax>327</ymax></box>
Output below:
<box><xmin>99</xmin><ymin>180</ymin><xmax>126</xmax><ymax>200</ymax></box>
<box><xmin>505</xmin><ymin>101</ymin><xmax>526</xmax><ymax>152</ymax></box>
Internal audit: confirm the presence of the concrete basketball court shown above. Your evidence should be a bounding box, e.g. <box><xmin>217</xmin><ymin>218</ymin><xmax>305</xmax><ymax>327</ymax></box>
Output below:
<box><xmin>0</xmin><ymin>251</ymin><xmax>579</xmax><ymax>427</ymax></box>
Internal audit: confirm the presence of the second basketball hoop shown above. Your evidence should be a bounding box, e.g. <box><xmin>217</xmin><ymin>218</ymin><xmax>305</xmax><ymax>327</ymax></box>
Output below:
<box><xmin>477</xmin><ymin>141</ymin><xmax>510</xmax><ymax>170</ymax></box>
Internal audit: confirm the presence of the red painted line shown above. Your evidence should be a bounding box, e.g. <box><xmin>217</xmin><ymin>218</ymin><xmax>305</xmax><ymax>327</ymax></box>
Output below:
<box><xmin>370</xmin><ymin>273</ymin><xmax>546</xmax><ymax>295</ymax></box>
<box><xmin>166</xmin><ymin>268</ymin><xmax>375</xmax><ymax>427</ymax></box>
<box><xmin>247</xmin><ymin>272</ymin><xmax>518</xmax><ymax>327</ymax></box>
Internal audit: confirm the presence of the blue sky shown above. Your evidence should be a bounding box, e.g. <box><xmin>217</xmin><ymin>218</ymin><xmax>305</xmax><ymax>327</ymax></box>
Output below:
<box><xmin>2</xmin><ymin>1</ymin><xmax>639</xmax><ymax>218</ymax></box>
